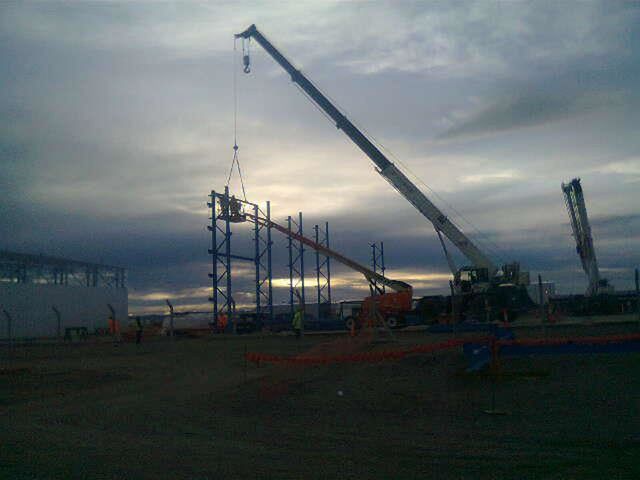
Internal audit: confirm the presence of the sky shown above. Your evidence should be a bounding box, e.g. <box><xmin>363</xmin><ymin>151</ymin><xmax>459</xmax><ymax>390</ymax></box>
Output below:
<box><xmin>1</xmin><ymin>1</ymin><xmax>639</xmax><ymax>314</ymax></box>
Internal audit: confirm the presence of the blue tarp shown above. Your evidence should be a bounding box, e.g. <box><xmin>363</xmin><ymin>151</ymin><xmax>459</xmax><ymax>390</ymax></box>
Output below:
<box><xmin>499</xmin><ymin>341</ymin><xmax>640</xmax><ymax>356</ymax></box>
<box><xmin>464</xmin><ymin>333</ymin><xmax>640</xmax><ymax>371</ymax></box>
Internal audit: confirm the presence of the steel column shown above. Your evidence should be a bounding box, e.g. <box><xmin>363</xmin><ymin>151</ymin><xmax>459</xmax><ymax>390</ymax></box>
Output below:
<box><xmin>287</xmin><ymin>212</ymin><xmax>305</xmax><ymax>317</ymax></box>
<box><xmin>315</xmin><ymin>224</ymin><xmax>321</xmax><ymax>320</ymax></box>
<box><xmin>224</xmin><ymin>186</ymin><xmax>233</xmax><ymax>333</ymax></box>
<box><xmin>298</xmin><ymin>212</ymin><xmax>305</xmax><ymax>309</ymax></box>
<box><xmin>325</xmin><ymin>222</ymin><xmax>332</xmax><ymax>304</ymax></box>
<box><xmin>371</xmin><ymin>241</ymin><xmax>386</xmax><ymax>293</ymax></box>
<box><xmin>208</xmin><ymin>189</ymin><xmax>272</xmax><ymax>334</ymax></box>
<box><xmin>314</xmin><ymin>222</ymin><xmax>332</xmax><ymax>320</ymax></box>
<box><xmin>288</xmin><ymin>215</ymin><xmax>294</xmax><ymax>317</ymax></box>
<box><xmin>254</xmin><ymin>203</ymin><xmax>261</xmax><ymax>317</ymax></box>
<box><xmin>210</xmin><ymin>190</ymin><xmax>218</xmax><ymax>326</ymax></box>
<box><xmin>267</xmin><ymin>201</ymin><xmax>274</xmax><ymax>324</ymax></box>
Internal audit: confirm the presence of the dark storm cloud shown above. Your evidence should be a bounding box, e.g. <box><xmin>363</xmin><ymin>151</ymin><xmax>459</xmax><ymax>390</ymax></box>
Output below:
<box><xmin>439</xmin><ymin>90</ymin><xmax>624</xmax><ymax>140</ymax></box>
<box><xmin>432</xmin><ymin>1</ymin><xmax>640</xmax><ymax>139</ymax></box>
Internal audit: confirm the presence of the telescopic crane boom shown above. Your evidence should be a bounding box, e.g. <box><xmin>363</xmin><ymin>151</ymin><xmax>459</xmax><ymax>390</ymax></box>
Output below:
<box><xmin>562</xmin><ymin>178</ymin><xmax>609</xmax><ymax>296</ymax></box>
<box><xmin>235</xmin><ymin>24</ymin><xmax>497</xmax><ymax>277</ymax></box>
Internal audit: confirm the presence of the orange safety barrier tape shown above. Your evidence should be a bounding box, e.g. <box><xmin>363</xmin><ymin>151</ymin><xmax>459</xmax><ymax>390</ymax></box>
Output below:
<box><xmin>245</xmin><ymin>336</ymin><xmax>491</xmax><ymax>366</ymax></box>
<box><xmin>245</xmin><ymin>332</ymin><xmax>640</xmax><ymax>366</ymax></box>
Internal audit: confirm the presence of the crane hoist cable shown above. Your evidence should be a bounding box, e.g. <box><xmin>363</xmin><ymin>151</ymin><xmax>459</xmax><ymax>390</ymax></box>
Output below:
<box><xmin>226</xmin><ymin>38</ymin><xmax>248</xmax><ymax>201</ymax></box>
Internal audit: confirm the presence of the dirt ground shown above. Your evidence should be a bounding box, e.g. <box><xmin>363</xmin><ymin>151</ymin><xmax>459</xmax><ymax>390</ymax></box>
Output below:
<box><xmin>1</xmin><ymin>321</ymin><xmax>639</xmax><ymax>479</ymax></box>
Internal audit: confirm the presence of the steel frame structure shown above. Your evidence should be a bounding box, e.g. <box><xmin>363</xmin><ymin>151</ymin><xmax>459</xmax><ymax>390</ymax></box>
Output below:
<box><xmin>314</xmin><ymin>222</ymin><xmax>332</xmax><ymax>320</ymax></box>
<box><xmin>0</xmin><ymin>251</ymin><xmax>126</xmax><ymax>289</ymax></box>
<box><xmin>370</xmin><ymin>241</ymin><xmax>386</xmax><ymax>294</ymax></box>
<box><xmin>287</xmin><ymin>213</ymin><xmax>305</xmax><ymax>317</ymax></box>
<box><xmin>208</xmin><ymin>186</ymin><xmax>273</xmax><ymax>333</ymax></box>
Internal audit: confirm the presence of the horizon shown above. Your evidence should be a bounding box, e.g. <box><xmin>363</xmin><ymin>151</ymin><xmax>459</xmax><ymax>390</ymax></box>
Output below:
<box><xmin>2</xmin><ymin>1</ymin><xmax>639</xmax><ymax>314</ymax></box>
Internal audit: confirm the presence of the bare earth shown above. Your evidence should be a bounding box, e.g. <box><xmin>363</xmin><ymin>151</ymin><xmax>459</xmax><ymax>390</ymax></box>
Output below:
<box><xmin>1</xmin><ymin>320</ymin><xmax>639</xmax><ymax>479</ymax></box>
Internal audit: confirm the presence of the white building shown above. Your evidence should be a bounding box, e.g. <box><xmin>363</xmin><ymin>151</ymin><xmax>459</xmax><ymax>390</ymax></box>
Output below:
<box><xmin>0</xmin><ymin>251</ymin><xmax>127</xmax><ymax>339</ymax></box>
<box><xmin>527</xmin><ymin>281</ymin><xmax>556</xmax><ymax>305</ymax></box>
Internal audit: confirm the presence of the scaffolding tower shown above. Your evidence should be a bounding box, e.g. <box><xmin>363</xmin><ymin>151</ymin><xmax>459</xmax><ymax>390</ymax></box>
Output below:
<box><xmin>287</xmin><ymin>213</ymin><xmax>305</xmax><ymax>316</ymax></box>
<box><xmin>314</xmin><ymin>222</ymin><xmax>332</xmax><ymax>320</ymax></box>
<box><xmin>208</xmin><ymin>186</ymin><xmax>273</xmax><ymax>332</ymax></box>
<box><xmin>370</xmin><ymin>241</ymin><xmax>386</xmax><ymax>294</ymax></box>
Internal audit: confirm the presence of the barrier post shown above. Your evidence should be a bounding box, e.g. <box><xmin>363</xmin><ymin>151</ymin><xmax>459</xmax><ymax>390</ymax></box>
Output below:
<box><xmin>244</xmin><ymin>343</ymin><xmax>248</xmax><ymax>382</ymax></box>
<box><xmin>635</xmin><ymin>268</ymin><xmax>639</xmax><ymax>326</ymax></box>
<box><xmin>3</xmin><ymin>309</ymin><xmax>12</xmax><ymax>346</ymax></box>
<box><xmin>490</xmin><ymin>337</ymin><xmax>500</xmax><ymax>371</ymax></box>
<box><xmin>537</xmin><ymin>274</ymin><xmax>544</xmax><ymax>319</ymax></box>
<box><xmin>449</xmin><ymin>280</ymin><xmax>457</xmax><ymax>336</ymax></box>
<box><xmin>484</xmin><ymin>337</ymin><xmax>507</xmax><ymax>415</ymax></box>
<box><xmin>538</xmin><ymin>274</ymin><xmax>547</xmax><ymax>337</ymax></box>
<box><xmin>52</xmin><ymin>306</ymin><xmax>61</xmax><ymax>342</ymax></box>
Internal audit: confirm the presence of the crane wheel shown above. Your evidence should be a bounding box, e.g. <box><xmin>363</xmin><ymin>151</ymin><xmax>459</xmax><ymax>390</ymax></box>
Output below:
<box><xmin>385</xmin><ymin>316</ymin><xmax>400</xmax><ymax>329</ymax></box>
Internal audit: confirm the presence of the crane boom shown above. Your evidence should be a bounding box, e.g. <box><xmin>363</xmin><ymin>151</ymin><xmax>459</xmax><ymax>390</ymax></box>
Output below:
<box><xmin>247</xmin><ymin>212</ymin><xmax>411</xmax><ymax>293</ymax></box>
<box><xmin>561</xmin><ymin>178</ymin><xmax>602</xmax><ymax>295</ymax></box>
<box><xmin>235</xmin><ymin>24</ymin><xmax>497</xmax><ymax>275</ymax></box>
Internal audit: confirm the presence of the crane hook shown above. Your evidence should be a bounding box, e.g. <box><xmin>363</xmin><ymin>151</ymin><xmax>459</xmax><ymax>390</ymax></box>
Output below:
<box><xmin>242</xmin><ymin>38</ymin><xmax>251</xmax><ymax>74</ymax></box>
<box><xmin>243</xmin><ymin>54</ymin><xmax>251</xmax><ymax>74</ymax></box>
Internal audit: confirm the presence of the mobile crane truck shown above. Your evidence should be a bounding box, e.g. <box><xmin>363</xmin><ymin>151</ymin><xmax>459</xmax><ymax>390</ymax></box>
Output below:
<box><xmin>236</xmin><ymin>24</ymin><xmax>534</xmax><ymax>322</ymax></box>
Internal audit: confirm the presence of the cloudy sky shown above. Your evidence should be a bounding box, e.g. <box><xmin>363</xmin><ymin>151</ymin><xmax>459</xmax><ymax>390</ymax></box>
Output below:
<box><xmin>2</xmin><ymin>1</ymin><xmax>639</xmax><ymax>313</ymax></box>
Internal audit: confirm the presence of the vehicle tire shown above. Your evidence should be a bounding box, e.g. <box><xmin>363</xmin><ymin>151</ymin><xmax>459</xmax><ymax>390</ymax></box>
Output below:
<box><xmin>344</xmin><ymin>316</ymin><xmax>356</xmax><ymax>331</ymax></box>
<box><xmin>386</xmin><ymin>315</ymin><xmax>400</xmax><ymax>329</ymax></box>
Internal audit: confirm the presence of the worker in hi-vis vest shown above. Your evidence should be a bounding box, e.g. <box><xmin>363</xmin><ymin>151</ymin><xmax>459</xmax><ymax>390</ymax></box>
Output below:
<box><xmin>292</xmin><ymin>308</ymin><xmax>303</xmax><ymax>338</ymax></box>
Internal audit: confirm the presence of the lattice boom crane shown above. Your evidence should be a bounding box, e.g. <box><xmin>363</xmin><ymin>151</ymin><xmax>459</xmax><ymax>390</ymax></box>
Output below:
<box><xmin>562</xmin><ymin>178</ymin><xmax>610</xmax><ymax>296</ymax></box>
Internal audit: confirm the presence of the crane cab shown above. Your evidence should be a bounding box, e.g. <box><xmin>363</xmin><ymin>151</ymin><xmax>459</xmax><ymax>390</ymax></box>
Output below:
<box><xmin>454</xmin><ymin>266</ymin><xmax>490</xmax><ymax>293</ymax></box>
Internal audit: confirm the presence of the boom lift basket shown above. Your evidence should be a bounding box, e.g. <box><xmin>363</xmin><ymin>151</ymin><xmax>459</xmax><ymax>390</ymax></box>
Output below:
<box><xmin>218</xmin><ymin>195</ymin><xmax>247</xmax><ymax>223</ymax></box>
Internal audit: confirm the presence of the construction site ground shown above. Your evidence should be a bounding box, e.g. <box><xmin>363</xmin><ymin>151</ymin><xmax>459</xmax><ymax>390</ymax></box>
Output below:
<box><xmin>2</xmin><ymin>317</ymin><xmax>639</xmax><ymax>479</ymax></box>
